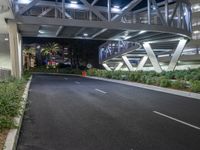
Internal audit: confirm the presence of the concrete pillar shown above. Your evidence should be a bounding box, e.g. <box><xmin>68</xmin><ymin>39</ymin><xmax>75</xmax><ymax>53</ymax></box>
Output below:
<box><xmin>168</xmin><ymin>39</ymin><xmax>187</xmax><ymax>71</ymax></box>
<box><xmin>137</xmin><ymin>56</ymin><xmax>148</xmax><ymax>71</ymax></box>
<box><xmin>114</xmin><ymin>62</ymin><xmax>124</xmax><ymax>71</ymax></box>
<box><xmin>143</xmin><ymin>42</ymin><xmax>162</xmax><ymax>73</ymax></box>
<box><xmin>102</xmin><ymin>63</ymin><xmax>112</xmax><ymax>71</ymax></box>
<box><xmin>122</xmin><ymin>55</ymin><xmax>135</xmax><ymax>71</ymax></box>
<box><xmin>8</xmin><ymin>22</ymin><xmax>22</xmax><ymax>78</ymax></box>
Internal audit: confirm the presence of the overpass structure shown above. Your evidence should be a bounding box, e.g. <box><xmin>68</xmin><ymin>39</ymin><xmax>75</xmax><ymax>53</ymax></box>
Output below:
<box><xmin>0</xmin><ymin>0</ymin><xmax>194</xmax><ymax>78</ymax></box>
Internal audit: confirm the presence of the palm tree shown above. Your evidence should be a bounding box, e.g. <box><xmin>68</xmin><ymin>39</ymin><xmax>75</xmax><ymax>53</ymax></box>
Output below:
<box><xmin>41</xmin><ymin>42</ymin><xmax>60</xmax><ymax>68</ymax></box>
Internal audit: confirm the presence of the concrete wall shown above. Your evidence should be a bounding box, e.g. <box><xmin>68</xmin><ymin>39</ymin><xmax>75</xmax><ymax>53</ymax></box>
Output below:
<box><xmin>0</xmin><ymin>34</ymin><xmax>11</xmax><ymax>69</ymax></box>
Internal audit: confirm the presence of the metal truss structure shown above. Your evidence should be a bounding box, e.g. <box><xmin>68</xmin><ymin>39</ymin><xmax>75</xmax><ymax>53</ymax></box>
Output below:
<box><xmin>8</xmin><ymin>0</ymin><xmax>192</xmax><ymax>72</ymax></box>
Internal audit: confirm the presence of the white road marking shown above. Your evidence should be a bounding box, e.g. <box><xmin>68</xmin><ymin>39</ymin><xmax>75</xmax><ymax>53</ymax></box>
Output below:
<box><xmin>75</xmin><ymin>81</ymin><xmax>80</xmax><ymax>84</ymax></box>
<box><xmin>153</xmin><ymin>111</ymin><xmax>200</xmax><ymax>130</ymax></box>
<box><xmin>95</xmin><ymin>89</ymin><xmax>107</xmax><ymax>94</ymax></box>
<box><xmin>64</xmin><ymin>78</ymin><xmax>68</xmax><ymax>80</ymax></box>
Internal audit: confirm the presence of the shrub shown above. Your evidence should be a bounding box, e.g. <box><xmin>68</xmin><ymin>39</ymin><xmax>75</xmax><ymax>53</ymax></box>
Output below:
<box><xmin>171</xmin><ymin>80</ymin><xmax>187</xmax><ymax>89</ymax></box>
<box><xmin>190</xmin><ymin>81</ymin><xmax>200</xmax><ymax>93</ymax></box>
<box><xmin>160</xmin><ymin>79</ymin><xmax>172</xmax><ymax>87</ymax></box>
<box><xmin>0</xmin><ymin>78</ymin><xmax>26</xmax><ymax>131</ymax></box>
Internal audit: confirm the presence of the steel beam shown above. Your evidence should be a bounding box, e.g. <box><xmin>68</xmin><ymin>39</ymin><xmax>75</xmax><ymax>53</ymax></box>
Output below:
<box><xmin>19</xmin><ymin>0</ymin><xmax>41</xmax><ymax>15</ymax></box>
<box><xmin>107</xmin><ymin>0</ymin><xmax>111</xmax><ymax>21</ymax></box>
<box><xmin>80</xmin><ymin>0</ymin><xmax>107</xmax><ymax>21</ymax></box>
<box><xmin>111</xmin><ymin>0</ymin><xmax>143</xmax><ymax>21</ymax></box>
<box><xmin>57</xmin><ymin>8</ymin><xmax>72</xmax><ymax>19</ymax></box>
<box><xmin>143</xmin><ymin>42</ymin><xmax>162</xmax><ymax>73</ymax></box>
<box><xmin>56</xmin><ymin>26</ymin><xmax>64</xmax><ymax>37</ymax></box>
<box><xmin>137</xmin><ymin>56</ymin><xmax>148</xmax><ymax>70</ymax></box>
<box><xmin>122</xmin><ymin>56</ymin><xmax>135</xmax><ymax>71</ymax></box>
<box><xmin>114</xmin><ymin>62</ymin><xmax>124</xmax><ymax>71</ymax></box>
<box><xmin>102</xmin><ymin>63</ymin><xmax>112</xmax><ymax>71</ymax></box>
<box><xmin>38</xmin><ymin>8</ymin><xmax>52</xmax><ymax>17</ymax></box>
<box><xmin>168</xmin><ymin>39</ymin><xmax>187</xmax><ymax>71</ymax></box>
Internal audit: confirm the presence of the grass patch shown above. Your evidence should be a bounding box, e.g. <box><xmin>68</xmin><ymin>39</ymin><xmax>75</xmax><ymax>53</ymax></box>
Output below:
<box><xmin>0</xmin><ymin>73</ymin><xmax>30</xmax><ymax>132</ymax></box>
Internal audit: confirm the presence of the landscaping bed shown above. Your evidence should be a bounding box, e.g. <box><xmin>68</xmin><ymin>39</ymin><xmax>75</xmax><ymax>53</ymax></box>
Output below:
<box><xmin>86</xmin><ymin>68</ymin><xmax>200</xmax><ymax>93</ymax></box>
<box><xmin>0</xmin><ymin>74</ymin><xmax>30</xmax><ymax>150</ymax></box>
<box><xmin>29</xmin><ymin>67</ymin><xmax>82</xmax><ymax>75</ymax></box>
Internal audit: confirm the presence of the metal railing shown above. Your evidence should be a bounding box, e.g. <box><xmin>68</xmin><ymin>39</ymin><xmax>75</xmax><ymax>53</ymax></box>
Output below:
<box><xmin>99</xmin><ymin>41</ymin><xmax>141</xmax><ymax>63</ymax></box>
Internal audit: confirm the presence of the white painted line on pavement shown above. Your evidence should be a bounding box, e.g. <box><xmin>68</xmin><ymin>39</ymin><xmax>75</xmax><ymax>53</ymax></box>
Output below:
<box><xmin>75</xmin><ymin>81</ymin><xmax>80</xmax><ymax>84</ymax></box>
<box><xmin>64</xmin><ymin>78</ymin><xmax>68</xmax><ymax>80</ymax></box>
<box><xmin>95</xmin><ymin>88</ymin><xmax>107</xmax><ymax>94</ymax></box>
<box><xmin>153</xmin><ymin>111</ymin><xmax>200</xmax><ymax>130</ymax></box>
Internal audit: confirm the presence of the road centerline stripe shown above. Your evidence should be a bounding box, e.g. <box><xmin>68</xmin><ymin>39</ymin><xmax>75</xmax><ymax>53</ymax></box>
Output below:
<box><xmin>95</xmin><ymin>88</ymin><xmax>107</xmax><ymax>94</ymax></box>
<box><xmin>153</xmin><ymin>111</ymin><xmax>200</xmax><ymax>130</ymax></box>
<box><xmin>75</xmin><ymin>81</ymin><xmax>80</xmax><ymax>84</ymax></box>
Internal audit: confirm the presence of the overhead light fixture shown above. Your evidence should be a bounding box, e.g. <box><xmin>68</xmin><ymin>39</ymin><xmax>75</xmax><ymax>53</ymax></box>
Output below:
<box><xmin>113</xmin><ymin>5</ymin><xmax>120</xmax><ymax>9</ymax></box>
<box><xmin>39</xmin><ymin>30</ymin><xmax>45</xmax><ymax>34</ymax></box>
<box><xmin>112</xmin><ymin>5</ymin><xmax>120</xmax><ymax>12</ymax></box>
<box><xmin>83</xmin><ymin>33</ymin><xmax>88</xmax><ymax>37</ymax></box>
<box><xmin>193</xmin><ymin>5</ymin><xmax>200</xmax><ymax>10</ymax></box>
<box><xmin>18</xmin><ymin>0</ymin><xmax>32</xmax><ymax>4</ymax></box>
<box><xmin>4</xmin><ymin>38</ymin><xmax>8</xmax><ymax>41</ymax></box>
<box><xmin>193</xmin><ymin>30</ymin><xmax>200</xmax><ymax>34</ymax></box>
<box><xmin>139</xmin><ymin>30</ymin><xmax>146</xmax><ymax>34</ymax></box>
<box><xmin>70</xmin><ymin>0</ymin><xmax>78</xmax><ymax>4</ymax></box>
<box><xmin>69</xmin><ymin>1</ymin><xmax>78</xmax><ymax>8</ymax></box>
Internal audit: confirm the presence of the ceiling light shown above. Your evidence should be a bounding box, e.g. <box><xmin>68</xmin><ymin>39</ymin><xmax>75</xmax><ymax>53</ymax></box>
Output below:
<box><xmin>113</xmin><ymin>5</ymin><xmax>120</xmax><ymax>9</ymax></box>
<box><xmin>193</xmin><ymin>30</ymin><xmax>200</xmax><ymax>34</ymax></box>
<box><xmin>112</xmin><ymin>5</ymin><xmax>120</xmax><ymax>12</ymax></box>
<box><xmin>83</xmin><ymin>33</ymin><xmax>88</xmax><ymax>37</ymax></box>
<box><xmin>4</xmin><ymin>38</ymin><xmax>8</xmax><ymax>41</ymax></box>
<box><xmin>193</xmin><ymin>5</ymin><xmax>200</xmax><ymax>10</ymax></box>
<box><xmin>70</xmin><ymin>0</ymin><xmax>78</xmax><ymax>4</ymax></box>
<box><xmin>18</xmin><ymin>0</ymin><xmax>32</xmax><ymax>4</ymax></box>
<box><xmin>39</xmin><ymin>30</ymin><xmax>45</xmax><ymax>34</ymax></box>
<box><xmin>139</xmin><ymin>30</ymin><xmax>146</xmax><ymax>34</ymax></box>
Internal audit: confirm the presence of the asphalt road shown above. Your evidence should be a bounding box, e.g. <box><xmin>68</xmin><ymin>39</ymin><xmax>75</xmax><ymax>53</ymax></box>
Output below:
<box><xmin>17</xmin><ymin>74</ymin><xmax>200</xmax><ymax>150</ymax></box>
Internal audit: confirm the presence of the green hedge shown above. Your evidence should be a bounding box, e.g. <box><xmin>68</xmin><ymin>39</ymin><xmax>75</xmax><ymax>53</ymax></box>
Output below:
<box><xmin>87</xmin><ymin>68</ymin><xmax>200</xmax><ymax>93</ymax></box>
<box><xmin>0</xmin><ymin>75</ymin><xmax>29</xmax><ymax>131</ymax></box>
<box><xmin>29</xmin><ymin>67</ymin><xmax>82</xmax><ymax>75</ymax></box>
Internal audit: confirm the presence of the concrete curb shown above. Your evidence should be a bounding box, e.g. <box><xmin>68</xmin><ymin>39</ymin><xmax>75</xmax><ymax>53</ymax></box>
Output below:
<box><xmin>3</xmin><ymin>76</ymin><xmax>32</xmax><ymax>150</ymax></box>
<box><xmin>86</xmin><ymin>76</ymin><xmax>200</xmax><ymax>100</ymax></box>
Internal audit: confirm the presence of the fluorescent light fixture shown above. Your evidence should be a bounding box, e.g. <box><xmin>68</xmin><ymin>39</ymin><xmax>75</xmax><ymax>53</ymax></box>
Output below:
<box><xmin>69</xmin><ymin>1</ymin><xmax>78</xmax><ymax>9</ymax></box>
<box><xmin>193</xmin><ymin>5</ymin><xmax>200</xmax><ymax>10</ymax></box>
<box><xmin>122</xmin><ymin>36</ymin><xmax>131</xmax><ymax>40</ymax></box>
<box><xmin>139</xmin><ymin>30</ymin><xmax>146</xmax><ymax>34</ymax></box>
<box><xmin>70</xmin><ymin>0</ymin><xmax>78</xmax><ymax>4</ymax></box>
<box><xmin>4</xmin><ymin>38</ymin><xmax>8</xmax><ymax>41</ymax></box>
<box><xmin>193</xmin><ymin>30</ymin><xmax>200</xmax><ymax>34</ymax></box>
<box><xmin>39</xmin><ymin>30</ymin><xmax>45</xmax><ymax>34</ymax></box>
<box><xmin>18</xmin><ymin>0</ymin><xmax>32</xmax><ymax>4</ymax></box>
<box><xmin>113</xmin><ymin>5</ymin><xmax>120</xmax><ymax>9</ymax></box>
<box><xmin>112</xmin><ymin>5</ymin><xmax>120</xmax><ymax>12</ymax></box>
<box><xmin>83</xmin><ymin>33</ymin><xmax>88</xmax><ymax>37</ymax></box>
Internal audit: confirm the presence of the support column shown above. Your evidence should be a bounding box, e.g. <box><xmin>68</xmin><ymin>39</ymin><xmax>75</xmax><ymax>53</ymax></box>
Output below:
<box><xmin>137</xmin><ymin>56</ymin><xmax>148</xmax><ymax>70</ymax></box>
<box><xmin>114</xmin><ymin>62</ymin><xmax>123</xmax><ymax>71</ymax></box>
<box><xmin>122</xmin><ymin>55</ymin><xmax>135</xmax><ymax>71</ymax></box>
<box><xmin>8</xmin><ymin>22</ymin><xmax>22</xmax><ymax>78</ymax></box>
<box><xmin>102</xmin><ymin>63</ymin><xmax>112</xmax><ymax>71</ymax></box>
<box><xmin>168</xmin><ymin>39</ymin><xmax>187</xmax><ymax>71</ymax></box>
<box><xmin>107</xmin><ymin>0</ymin><xmax>111</xmax><ymax>21</ymax></box>
<box><xmin>143</xmin><ymin>42</ymin><xmax>162</xmax><ymax>73</ymax></box>
<box><xmin>147</xmin><ymin>0</ymin><xmax>151</xmax><ymax>24</ymax></box>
